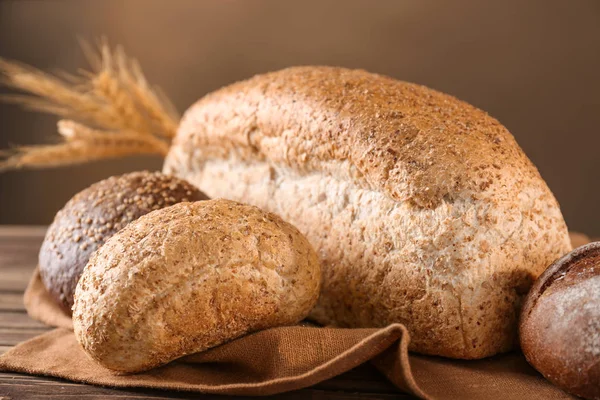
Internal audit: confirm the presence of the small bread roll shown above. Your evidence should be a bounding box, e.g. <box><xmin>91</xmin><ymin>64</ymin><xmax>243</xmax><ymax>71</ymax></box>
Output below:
<box><xmin>39</xmin><ymin>171</ymin><xmax>208</xmax><ymax>314</ymax></box>
<box><xmin>73</xmin><ymin>199</ymin><xmax>321</xmax><ymax>373</ymax></box>
<box><xmin>520</xmin><ymin>242</ymin><xmax>600</xmax><ymax>400</ymax></box>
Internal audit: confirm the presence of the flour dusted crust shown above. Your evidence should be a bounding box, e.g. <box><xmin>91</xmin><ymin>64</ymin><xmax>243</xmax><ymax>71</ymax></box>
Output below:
<box><xmin>520</xmin><ymin>242</ymin><xmax>600</xmax><ymax>399</ymax></box>
<box><xmin>73</xmin><ymin>199</ymin><xmax>321</xmax><ymax>372</ymax></box>
<box><xmin>163</xmin><ymin>66</ymin><xmax>572</xmax><ymax>359</ymax></box>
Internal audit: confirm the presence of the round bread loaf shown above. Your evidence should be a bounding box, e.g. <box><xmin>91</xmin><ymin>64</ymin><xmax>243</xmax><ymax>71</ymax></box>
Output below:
<box><xmin>39</xmin><ymin>171</ymin><xmax>208</xmax><ymax>314</ymax></box>
<box><xmin>73</xmin><ymin>199</ymin><xmax>321</xmax><ymax>373</ymax></box>
<box><xmin>520</xmin><ymin>242</ymin><xmax>600</xmax><ymax>400</ymax></box>
<box><xmin>164</xmin><ymin>66</ymin><xmax>572</xmax><ymax>359</ymax></box>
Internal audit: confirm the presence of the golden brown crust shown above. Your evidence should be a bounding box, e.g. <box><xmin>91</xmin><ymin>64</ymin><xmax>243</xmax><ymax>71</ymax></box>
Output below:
<box><xmin>164</xmin><ymin>66</ymin><xmax>572</xmax><ymax>358</ymax></box>
<box><xmin>39</xmin><ymin>171</ymin><xmax>208</xmax><ymax>314</ymax></box>
<box><xmin>169</xmin><ymin>66</ymin><xmax>540</xmax><ymax>208</ymax></box>
<box><xmin>520</xmin><ymin>242</ymin><xmax>600</xmax><ymax>399</ymax></box>
<box><xmin>73</xmin><ymin>199</ymin><xmax>321</xmax><ymax>373</ymax></box>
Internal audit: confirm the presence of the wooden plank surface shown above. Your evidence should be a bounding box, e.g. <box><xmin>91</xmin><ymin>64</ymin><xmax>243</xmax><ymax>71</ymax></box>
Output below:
<box><xmin>0</xmin><ymin>226</ymin><xmax>411</xmax><ymax>399</ymax></box>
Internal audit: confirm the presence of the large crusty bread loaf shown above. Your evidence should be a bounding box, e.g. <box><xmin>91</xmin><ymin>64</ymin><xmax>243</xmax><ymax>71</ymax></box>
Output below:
<box><xmin>73</xmin><ymin>199</ymin><xmax>321</xmax><ymax>373</ymax></box>
<box><xmin>163</xmin><ymin>66</ymin><xmax>572</xmax><ymax>359</ymax></box>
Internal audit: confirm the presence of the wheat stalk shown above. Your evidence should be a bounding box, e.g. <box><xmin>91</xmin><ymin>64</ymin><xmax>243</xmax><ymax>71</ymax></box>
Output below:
<box><xmin>91</xmin><ymin>69</ymin><xmax>153</xmax><ymax>133</ymax></box>
<box><xmin>0</xmin><ymin>58</ymin><xmax>129</xmax><ymax>130</ymax></box>
<box><xmin>58</xmin><ymin>120</ymin><xmax>169</xmax><ymax>154</ymax></box>
<box><xmin>0</xmin><ymin>120</ymin><xmax>169</xmax><ymax>171</ymax></box>
<box><xmin>0</xmin><ymin>39</ymin><xmax>179</xmax><ymax>171</ymax></box>
<box><xmin>113</xmin><ymin>45</ymin><xmax>179</xmax><ymax>138</ymax></box>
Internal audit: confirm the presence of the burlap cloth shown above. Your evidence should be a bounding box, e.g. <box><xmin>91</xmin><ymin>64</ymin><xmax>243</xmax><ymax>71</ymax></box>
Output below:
<box><xmin>2</xmin><ymin>250</ymin><xmax>587</xmax><ymax>400</ymax></box>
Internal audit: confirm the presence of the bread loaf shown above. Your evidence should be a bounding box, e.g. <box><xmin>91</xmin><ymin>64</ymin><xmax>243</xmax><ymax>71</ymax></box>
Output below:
<box><xmin>73</xmin><ymin>199</ymin><xmax>321</xmax><ymax>373</ymax></box>
<box><xmin>163</xmin><ymin>66</ymin><xmax>572</xmax><ymax>359</ymax></box>
<box><xmin>520</xmin><ymin>242</ymin><xmax>600</xmax><ymax>400</ymax></box>
<box><xmin>39</xmin><ymin>171</ymin><xmax>208</xmax><ymax>314</ymax></box>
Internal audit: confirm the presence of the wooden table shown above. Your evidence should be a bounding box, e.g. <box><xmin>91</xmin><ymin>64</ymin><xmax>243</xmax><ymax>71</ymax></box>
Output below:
<box><xmin>0</xmin><ymin>226</ymin><xmax>412</xmax><ymax>399</ymax></box>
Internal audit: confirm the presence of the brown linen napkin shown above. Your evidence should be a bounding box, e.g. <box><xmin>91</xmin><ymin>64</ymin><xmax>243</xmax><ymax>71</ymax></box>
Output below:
<box><xmin>1</xmin><ymin>268</ymin><xmax>579</xmax><ymax>399</ymax></box>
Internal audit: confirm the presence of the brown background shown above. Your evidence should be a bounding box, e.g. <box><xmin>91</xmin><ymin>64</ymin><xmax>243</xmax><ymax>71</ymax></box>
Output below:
<box><xmin>0</xmin><ymin>0</ymin><xmax>599</xmax><ymax>235</ymax></box>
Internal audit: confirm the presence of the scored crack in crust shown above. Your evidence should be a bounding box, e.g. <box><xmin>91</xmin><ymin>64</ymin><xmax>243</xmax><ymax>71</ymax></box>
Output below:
<box><xmin>163</xmin><ymin>66</ymin><xmax>572</xmax><ymax>359</ymax></box>
<box><xmin>73</xmin><ymin>199</ymin><xmax>321</xmax><ymax>373</ymax></box>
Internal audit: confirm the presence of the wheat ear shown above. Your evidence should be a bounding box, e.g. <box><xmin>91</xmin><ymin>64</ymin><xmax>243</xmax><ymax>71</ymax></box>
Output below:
<box><xmin>0</xmin><ymin>39</ymin><xmax>179</xmax><ymax>170</ymax></box>
<box><xmin>0</xmin><ymin>120</ymin><xmax>169</xmax><ymax>171</ymax></box>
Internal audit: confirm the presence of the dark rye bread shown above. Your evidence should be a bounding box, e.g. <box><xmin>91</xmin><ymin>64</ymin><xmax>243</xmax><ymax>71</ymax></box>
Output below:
<box><xmin>520</xmin><ymin>242</ymin><xmax>600</xmax><ymax>400</ymax></box>
<box><xmin>39</xmin><ymin>171</ymin><xmax>208</xmax><ymax>314</ymax></box>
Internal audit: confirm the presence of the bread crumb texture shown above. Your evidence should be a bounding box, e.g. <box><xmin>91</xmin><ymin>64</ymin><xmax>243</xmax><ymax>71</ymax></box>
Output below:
<box><xmin>73</xmin><ymin>199</ymin><xmax>321</xmax><ymax>373</ymax></box>
<box><xmin>164</xmin><ymin>66</ymin><xmax>572</xmax><ymax>358</ymax></box>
